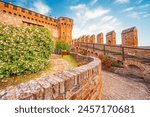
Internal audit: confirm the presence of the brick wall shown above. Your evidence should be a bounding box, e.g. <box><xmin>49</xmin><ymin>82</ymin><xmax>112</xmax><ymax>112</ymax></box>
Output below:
<box><xmin>106</xmin><ymin>31</ymin><xmax>116</xmax><ymax>45</ymax></box>
<box><xmin>0</xmin><ymin>1</ymin><xmax>73</xmax><ymax>43</ymax></box>
<box><xmin>73</xmin><ymin>26</ymin><xmax>138</xmax><ymax>47</ymax></box>
<box><xmin>0</xmin><ymin>53</ymin><xmax>102</xmax><ymax>100</ymax></box>
<box><xmin>122</xmin><ymin>27</ymin><xmax>138</xmax><ymax>47</ymax></box>
<box><xmin>97</xmin><ymin>33</ymin><xmax>104</xmax><ymax>44</ymax></box>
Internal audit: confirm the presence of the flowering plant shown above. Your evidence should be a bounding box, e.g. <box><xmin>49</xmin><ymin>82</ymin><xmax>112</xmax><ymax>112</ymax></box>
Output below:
<box><xmin>0</xmin><ymin>23</ymin><xmax>54</xmax><ymax>79</ymax></box>
<box><xmin>98</xmin><ymin>54</ymin><xmax>122</xmax><ymax>69</ymax></box>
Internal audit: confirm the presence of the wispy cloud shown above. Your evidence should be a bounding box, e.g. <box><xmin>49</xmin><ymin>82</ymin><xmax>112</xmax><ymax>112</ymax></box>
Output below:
<box><xmin>123</xmin><ymin>3</ymin><xmax>150</xmax><ymax>19</ymax></box>
<box><xmin>91</xmin><ymin>0</ymin><xmax>98</xmax><ymax>5</ymax></box>
<box><xmin>128</xmin><ymin>11</ymin><xmax>146</xmax><ymax>19</ymax></box>
<box><xmin>138</xmin><ymin>4</ymin><xmax>150</xmax><ymax>9</ymax></box>
<box><xmin>123</xmin><ymin>7</ymin><xmax>134</xmax><ymax>12</ymax></box>
<box><xmin>69</xmin><ymin>4</ymin><xmax>122</xmax><ymax>41</ymax></box>
<box><xmin>115</xmin><ymin>0</ymin><xmax>129</xmax><ymax>4</ymax></box>
<box><xmin>16</xmin><ymin>0</ymin><xmax>52</xmax><ymax>15</ymax></box>
<box><xmin>31</xmin><ymin>1</ymin><xmax>51</xmax><ymax>15</ymax></box>
<box><xmin>137</xmin><ymin>0</ymin><xmax>143</xmax><ymax>4</ymax></box>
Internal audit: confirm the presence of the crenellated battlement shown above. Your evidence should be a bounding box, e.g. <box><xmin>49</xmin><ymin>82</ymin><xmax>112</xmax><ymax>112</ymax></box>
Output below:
<box><xmin>0</xmin><ymin>0</ymin><xmax>73</xmax><ymax>43</ymax></box>
<box><xmin>73</xmin><ymin>27</ymin><xmax>138</xmax><ymax>47</ymax></box>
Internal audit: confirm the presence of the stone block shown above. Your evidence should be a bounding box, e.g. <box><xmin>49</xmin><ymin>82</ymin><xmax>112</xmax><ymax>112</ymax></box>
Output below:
<box><xmin>0</xmin><ymin>86</ymin><xmax>16</xmax><ymax>100</ymax></box>
<box><xmin>36</xmin><ymin>77</ymin><xmax>52</xmax><ymax>100</ymax></box>
<box><xmin>55</xmin><ymin>72</ymin><xmax>73</xmax><ymax>91</ymax></box>
<box><xmin>16</xmin><ymin>83</ymin><xmax>34</xmax><ymax>100</ymax></box>
<box><xmin>50</xmin><ymin>75</ymin><xmax>65</xmax><ymax>94</ymax></box>
<box><xmin>28</xmin><ymin>80</ymin><xmax>44</xmax><ymax>100</ymax></box>
<box><xmin>46</xmin><ymin>76</ymin><xmax>60</xmax><ymax>99</ymax></box>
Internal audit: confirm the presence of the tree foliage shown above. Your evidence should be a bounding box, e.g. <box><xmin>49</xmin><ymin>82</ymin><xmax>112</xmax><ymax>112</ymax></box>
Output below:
<box><xmin>55</xmin><ymin>40</ymin><xmax>71</xmax><ymax>51</ymax></box>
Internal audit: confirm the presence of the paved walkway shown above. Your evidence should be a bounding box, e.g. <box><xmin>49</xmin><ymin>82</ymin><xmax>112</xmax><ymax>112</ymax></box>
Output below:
<box><xmin>45</xmin><ymin>54</ymin><xmax>72</xmax><ymax>76</ymax></box>
<box><xmin>42</xmin><ymin>55</ymin><xmax>150</xmax><ymax>100</ymax></box>
<box><xmin>102</xmin><ymin>71</ymin><xmax>150</xmax><ymax>100</ymax></box>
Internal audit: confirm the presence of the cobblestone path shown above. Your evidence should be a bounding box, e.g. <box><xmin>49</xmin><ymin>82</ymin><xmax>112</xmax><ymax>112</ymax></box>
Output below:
<box><xmin>102</xmin><ymin>71</ymin><xmax>150</xmax><ymax>100</ymax></box>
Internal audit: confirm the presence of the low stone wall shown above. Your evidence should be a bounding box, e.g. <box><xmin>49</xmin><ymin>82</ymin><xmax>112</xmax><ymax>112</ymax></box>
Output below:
<box><xmin>0</xmin><ymin>53</ymin><xmax>102</xmax><ymax>100</ymax></box>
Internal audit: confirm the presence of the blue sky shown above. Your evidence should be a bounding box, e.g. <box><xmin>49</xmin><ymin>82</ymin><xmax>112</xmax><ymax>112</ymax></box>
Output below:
<box><xmin>5</xmin><ymin>0</ymin><xmax>150</xmax><ymax>46</ymax></box>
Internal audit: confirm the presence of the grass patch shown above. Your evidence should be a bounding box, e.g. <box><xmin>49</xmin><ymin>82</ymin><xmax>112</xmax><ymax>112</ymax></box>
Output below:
<box><xmin>62</xmin><ymin>55</ymin><xmax>78</xmax><ymax>68</ymax></box>
<box><xmin>0</xmin><ymin>59</ymin><xmax>54</xmax><ymax>91</ymax></box>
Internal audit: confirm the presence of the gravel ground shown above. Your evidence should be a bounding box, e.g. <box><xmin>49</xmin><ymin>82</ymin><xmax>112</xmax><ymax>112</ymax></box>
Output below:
<box><xmin>102</xmin><ymin>71</ymin><xmax>150</xmax><ymax>100</ymax></box>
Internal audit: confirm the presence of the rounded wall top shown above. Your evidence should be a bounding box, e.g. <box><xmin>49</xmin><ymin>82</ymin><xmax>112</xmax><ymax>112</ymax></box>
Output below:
<box><xmin>106</xmin><ymin>30</ymin><xmax>116</xmax><ymax>36</ymax></box>
<box><xmin>122</xmin><ymin>26</ymin><xmax>137</xmax><ymax>34</ymax></box>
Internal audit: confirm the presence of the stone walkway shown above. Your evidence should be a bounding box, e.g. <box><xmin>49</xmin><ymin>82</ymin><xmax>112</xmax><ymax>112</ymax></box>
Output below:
<box><xmin>40</xmin><ymin>55</ymin><xmax>150</xmax><ymax>100</ymax></box>
<box><xmin>50</xmin><ymin>55</ymin><xmax>150</xmax><ymax>100</ymax></box>
<box><xmin>47</xmin><ymin>54</ymin><xmax>72</xmax><ymax>75</ymax></box>
<box><xmin>102</xmin><ymin>71</ymin><xmax>150</xmax><ymax>100</ymax></box>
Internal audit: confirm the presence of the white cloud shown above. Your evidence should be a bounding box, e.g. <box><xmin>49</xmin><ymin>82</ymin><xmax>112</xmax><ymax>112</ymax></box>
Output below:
<box><xmin>84</xmin><ymin>8</ymin><xmax>110</xmax><ymax>19</ymax></box>
<box><xmin>31</xmin><ymin>1</ymin><xmax>51</xmax><ymax>15</ymax></box>
<box><xmin>123</xmin><ymin>3</ymin><xmax>150</xmax><ymax>19</ymax></box>
<box><xmin>16</xmin><ymin>0</ymin><xmax>52</xmax><ymax>15</ymax></box>
<box><xmin>128</xmin><ymin>12</ymin><xmax>146</xmax><ymax>19</ymax></box>
<box><xmin>137</xmin><ymin>0</ymin><xmax>143</xmax><ymax>4</ymax></box>
<box><xmin>123</xmin><ymin>7</ymin><xmax>134</xmax><ymax>12</ymax></box>
<box><xmin>138</xmin><ymin>4</ymin><xmax>150</xmax><ymax>9</ymax></box>
<box><xmin>69</xmin><ymin>4</ymin><xmax>122</xmax><ymax>44</ymax></box>
<box><xmin>70</xmin><ymin>4</ymin><xmax>87</xmax><ymax>11</ymax></box>
<box><xmin>115</xmin><ymin>0</ymin><xmax>129</xmax><ymax>4</ymax></box>
<box><xmin>91</xmin><ymin>0</ymin><xmax>98</xmax><ymax>5</ymax></box>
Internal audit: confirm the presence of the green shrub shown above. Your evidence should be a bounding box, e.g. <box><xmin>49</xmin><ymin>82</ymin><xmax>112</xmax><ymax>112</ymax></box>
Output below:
<box><xmin>55</xmin><ymin>40</ymin><xmax>71</xmax><ymax>51</ymax></box>
<box><xmin>0</xmin><ymin>23</ymin><xmax>54</xmax><ymax>79</ymax></box>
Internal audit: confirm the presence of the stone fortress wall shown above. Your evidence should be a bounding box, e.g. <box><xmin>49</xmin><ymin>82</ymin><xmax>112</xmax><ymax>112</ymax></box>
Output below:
<box><xmin>0</xmin><ymin>53</ymin><xmax>102</xmax><ymax>100</ymax></box>
<box><xmin>0</xmin><ymin>0</ymin><xmax>73</xmax><ymax>43</ymax></box>
<box><xmin>72</xmin><ymin>26</ymin><xmax>138</xmax><ymax>47</ymax></box>
<box><xmin>72</xmin><ymin>26</ymin><xmax>148</xmax><ymax>59</ymax></box>
<box><xmin>72</xmin><ymin>27</ymin><xmax>150</xmax><ymax>82</ymax></box>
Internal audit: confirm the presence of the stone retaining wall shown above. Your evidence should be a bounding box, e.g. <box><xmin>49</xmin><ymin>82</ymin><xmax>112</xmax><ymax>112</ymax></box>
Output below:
<box><xmin>0</xmin><ymin>53</ymin><xmax>102</xmax><ymax>100</ymax></box>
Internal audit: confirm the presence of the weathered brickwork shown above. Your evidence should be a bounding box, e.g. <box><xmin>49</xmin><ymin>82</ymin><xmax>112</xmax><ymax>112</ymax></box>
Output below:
<box><xmin>90</xmin><ymin>34</ymin><xmax>96</xmax><ymax>43</ymax></box>
<box><xmin>0</xmin><ymin>53</ymin><xmax>102</xmax><ymax>100</ymax></box>
<box><xmin>106</xmin><ymin>31</ymin><xmax>116</xmax><ymax>45</ymax></box>
<box><xmin>73</xmin><ymin>42</ymin><xmax>150</xmax><ymax>82</ymax></box>
<box><xmin>122</xmin><ymin>27</ymin><xmax>138</xmax><ymax>47</ymax></box>
<box><xmin>86</xmin><ymin>35</ymin><xmax>90</xmax><ymax>43</ymax></box>
<box><xmin>0</xmin><ymin>1</ymin><xmax>73</xmax><ymax>43</ymax></box>
<box><xmin>71</xmin><ymin>26</ymin><xmax>150</xmax><ymax>82</ymax></box>
<box><xmin>97</xmin><ymin>33</ymin><xmax>104</xmax><ymax>44</ymax></box>
<box><xmin>72</xmin><ymin>27</ymin><xmax>139</xmax><ymax>47</ymax></box>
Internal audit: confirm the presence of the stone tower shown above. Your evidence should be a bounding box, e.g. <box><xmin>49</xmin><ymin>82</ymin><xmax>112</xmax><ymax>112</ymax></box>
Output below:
<box><xmin>121</xmin><ymin>27</ymin><xmax>138</xmax><ymax>47</ymax></box>
<box><xmin>0</xmin><ymin>1</ymin><xmax>73</xmax><ymax>43</ymax></box>
<box><xmin>106</xmin><ymin>31</ymin><xmax>116</xmax><ymax>45</ymax></box>
<box><xmin>57</xmin><ymin>17</ymin><xmax>73</xmax><ymax>43</ymax></box>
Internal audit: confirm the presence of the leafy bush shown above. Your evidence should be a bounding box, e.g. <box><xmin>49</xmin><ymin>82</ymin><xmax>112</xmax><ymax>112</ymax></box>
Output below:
<box><xmin>0</xmin><ymin>23</ymin><xmax>54</xmax><ymax>79</ymax></box>
<box><xmin>55</xmin><ymin>40</ymin><xmax>71</xmax><ymax>51</ymax></box>
<box><xmin>98</xmin><ymin>54</ymin><xmax>122</xmax><ymax>69</ymax></box>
